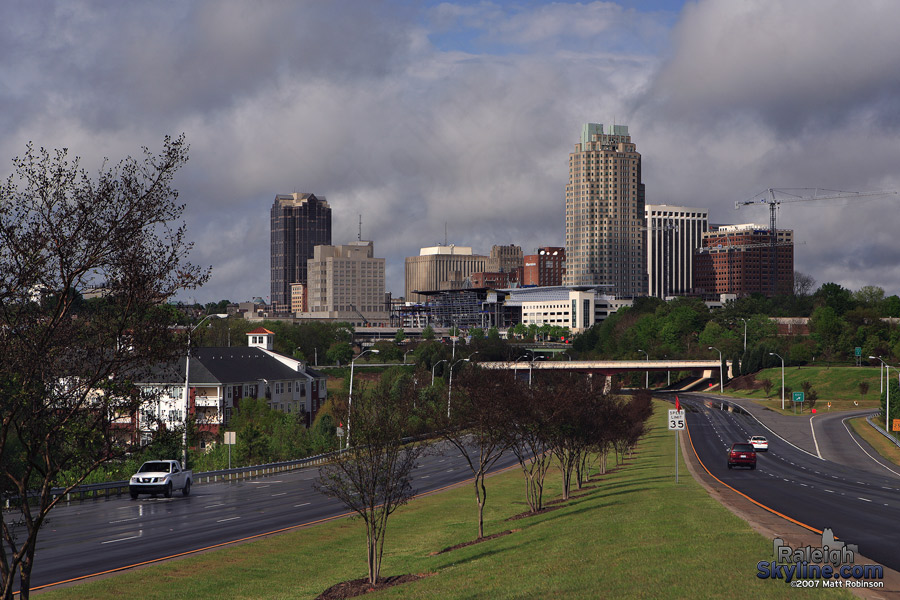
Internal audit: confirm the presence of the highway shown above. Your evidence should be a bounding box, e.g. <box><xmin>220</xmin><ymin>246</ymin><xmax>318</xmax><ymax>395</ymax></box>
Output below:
<box><xmin>679</xmin><ymin>393</ymin><xmax>900</xmax><ymax>572</ymax></box>
<box><xmin>13</xmin><ymin>440</ymin><xmax>520</xmax><ymax>593</ymax></box>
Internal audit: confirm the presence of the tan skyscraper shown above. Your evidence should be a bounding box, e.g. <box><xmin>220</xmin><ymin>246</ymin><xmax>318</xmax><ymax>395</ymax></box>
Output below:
<box><xmin>564</xmin><ymin>123</ymin><xmax>646</xmax><ymax>297</ymax></box>
<box><xmin>301</xmin><ymin>241</ymin><xmax>388</xmax><ymax>325</ymax></box>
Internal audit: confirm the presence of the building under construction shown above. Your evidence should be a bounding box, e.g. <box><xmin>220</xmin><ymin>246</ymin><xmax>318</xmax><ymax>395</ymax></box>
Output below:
<box><xmin>692</xmin><ymin>224</ymin><xmax>794</xmax><ymax>297</ymax></box>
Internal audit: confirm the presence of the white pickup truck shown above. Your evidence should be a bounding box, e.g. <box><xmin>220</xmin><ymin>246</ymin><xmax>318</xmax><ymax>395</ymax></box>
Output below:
<box><xmin>129</xmin><ymin>460</ymin><xmax>192</xmax><ymax>499</ymax></box>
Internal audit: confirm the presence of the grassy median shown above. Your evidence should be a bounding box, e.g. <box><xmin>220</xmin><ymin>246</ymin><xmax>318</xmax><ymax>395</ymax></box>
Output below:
<box><xmin>38</xmin><ymin>400</ymin><xmax>850</xmax><ymax>600</ymax></box>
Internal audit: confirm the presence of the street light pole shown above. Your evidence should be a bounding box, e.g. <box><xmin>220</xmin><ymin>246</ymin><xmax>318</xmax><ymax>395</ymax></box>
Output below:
<box><xmin>431</xmin><ymin>359</ymin><xmax>447</xmax><ymax>386</ymax></box>
<box><xmin>404</xmin><ymin>349</ymin><xmax>413</xmax><ymax>364</ymax></box>
<box><xmin>638</xmin><ymin>349</ymin><xmax>649</xmax><ymax>389</ymax></box>
<box><xmin>870</xmin><ymin>356</ymin><xmax>890</xmax><ymax>436</ymax></box>
<box><xmin>448</xmin><ymin>357</ymin><xmax>470</xmax><ymax>418</ymax></box>
<box><xmin>183</xmin><ymin>313</ymin><xmax>227</xmax><ymax>467</ymax></box>
<box><xmin>740</xmin><ymin>318</ymin><xmax>748</xmax><ymax>353</ymax></box>
<box><xmin>769</xmin><ymin>352</ymin><xmax>785</xmax><ymax>410</ymax></box>
<box><xmin>346</xmin><ymin>348</ymin><xmax>379</xmax><ymax>448</ymax></box>
<box><xmin>708</xmin><ymin>346</ymin><xmax>723</xmax><ymax>394</ymax></box>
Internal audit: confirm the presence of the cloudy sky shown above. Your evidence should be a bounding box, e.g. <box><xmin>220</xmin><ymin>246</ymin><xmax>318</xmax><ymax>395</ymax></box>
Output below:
<box><xmin>3</xmin><ymin>0</ymin><xmax>900</xmax><ymax>304</ymax></box>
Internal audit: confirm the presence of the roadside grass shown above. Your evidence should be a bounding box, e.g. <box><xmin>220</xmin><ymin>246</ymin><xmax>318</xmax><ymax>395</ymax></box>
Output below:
<box><xmin>719</xmin><ymin>366</ymin><xmax>882</xmax><ymax>414</ymax></box>
<box><xmin>847</xmin><ymin>416</ymin><xmax>900</xmax><ymax>467</ymax></box>
<box><xmin>36</xmin><ymin>401</ymin><xmax>850</xmax><ymax>600</ymax></box>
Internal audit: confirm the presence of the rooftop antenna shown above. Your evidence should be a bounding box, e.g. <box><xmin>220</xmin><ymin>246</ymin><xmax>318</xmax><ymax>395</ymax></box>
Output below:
<box><xmin>444</xmin><ymin>222</ymin><xmax>448</xmax><ymax>246</ymax></box>
<box><xmin>358</xmin><ymin>214</ymin><xmax>362</xmax><ymax>241</ymax></box>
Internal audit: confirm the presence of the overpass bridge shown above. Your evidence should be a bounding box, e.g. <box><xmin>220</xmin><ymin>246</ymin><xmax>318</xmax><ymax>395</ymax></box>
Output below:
<box><xmin>478</xmin><ymin>359</ymin><xmax>733</xmax><ymax>390</ymax></box>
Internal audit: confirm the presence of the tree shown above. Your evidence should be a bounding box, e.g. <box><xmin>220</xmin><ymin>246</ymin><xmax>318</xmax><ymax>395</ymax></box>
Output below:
<box><xmin>315</xmin><ymin>380</ymin><xmax>422</xmax><ymax>586</ymax></box>
<box><xmin>431</xmin><ymin>367</ymin><xmax>511</xmax><ymax>539</ymax></box>
<box><xmin>0</xmin><ymin>136</ymin><xmax>208</xmax><ymax>600</ymax></box>
<box><xmin>326</xmin><ymin>341</ymin><xmax>353</xmax><ymax>366</ymax></box>
<box><xmin>422</xmin><ymin>325</ymin><xmax>435</xmax><ymax>340</ymax></box>
<box><xmin>394</xmin><ymin>328</ymin><xmax>406</xmax><ymax>344</ymax></box>
<box><xmin>794</xmin><ymin>271</ymin><xmax>816</xmax><ymax>297</ymax></box>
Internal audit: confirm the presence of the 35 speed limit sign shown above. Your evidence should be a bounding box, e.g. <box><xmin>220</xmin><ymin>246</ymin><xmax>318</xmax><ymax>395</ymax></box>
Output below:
<box><xmin>668</xmin><ymin>409</ymin><xmax>685</xmax><ymax>430</ymax></box>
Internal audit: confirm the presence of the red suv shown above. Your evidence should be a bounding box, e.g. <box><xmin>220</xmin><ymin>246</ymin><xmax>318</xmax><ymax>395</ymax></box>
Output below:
<box><xmin>727</xmin><ymin>442</ymin><xmax>757</xmax><ymax>469</ymax></box>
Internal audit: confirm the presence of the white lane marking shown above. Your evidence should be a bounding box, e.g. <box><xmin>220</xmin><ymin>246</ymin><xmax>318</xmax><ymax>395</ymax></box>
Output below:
<box><xmin>421</xmin><ymin>475</ymin><xmax>430</xmax><ymax>479</ymax></box>
<box><xmin>204</xmin><ymin>503</ymin><xmax>225</xmax><ymax>508</ymax></box>
<box><xmin>109</xmin><ymin>517</ymin><xmax>139</xmax><ymax>524</ymax></box>
<box><xmin>217</xmin><ymin>516</ymin><xmax>241</xmax><ymax>523</ymax></box>
<box><xmin>102</xmin><ymin>535</ymin><xmax>140</xmax><ymax>544</ymax></box>
<box><xmin>295</xmin><ymin>502</ymin><xmax>310</xmax><ymax>508</ymax></box>
<box><xmin>809</xmin><ymin>415</ymin><xmax>823</xmax><ymax>459</ymax></box>
<box><xmin>271</xmin><ymin>492</ymin><xmax>287</xmax><ymax>497</ymax></box>
<box><xmin>858</xmin><ymin>497</ymin><xmax>872</xmax><ymax>502</ymax></box>
<box><xmin>840</xmin><ymin>416</ymin><xmax>900</xmax><ymax>478</ymax></box>
<box><xmin>824</xmin><ymin>489</ymin><xmax>835</xmax><ymax>493</ymax></box>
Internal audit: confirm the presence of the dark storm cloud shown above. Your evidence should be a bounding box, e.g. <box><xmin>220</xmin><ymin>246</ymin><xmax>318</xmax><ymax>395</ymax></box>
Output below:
<box><xmin>2</xmin><ymin>0</ymin><xmax>898</xmax><ymax>302</ymax></box>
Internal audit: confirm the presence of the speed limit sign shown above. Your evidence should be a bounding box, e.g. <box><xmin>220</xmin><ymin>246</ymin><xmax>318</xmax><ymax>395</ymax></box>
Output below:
<box><xmin>668</xmin><ymin>409</ymin><xmax>685</xmax><ymax>430</ymax></box>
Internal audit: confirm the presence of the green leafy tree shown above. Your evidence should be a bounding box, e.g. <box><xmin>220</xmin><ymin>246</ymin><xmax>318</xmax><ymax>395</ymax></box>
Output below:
<box><xmin>469</xmin><ymin>327</ymin><xmax>485</xmax><ymax>340</ymax></box>
<box><xmin>422</xmin><ymin>325</ymin><xmax>435</xmax><ymax>340</ymax></box>
<box><xmin>394</xmin><ymin>329</ymin><xmax>406</xmax><ymax>344</ymax></box>
<box><xmin>0</xmin><ymin>136</ymin><xmax>207</xmax><ymax>600</ymax></box>
<box><xmin>326</xmin><ymin>342</ymin><xmax>354</xmax><ymax>366</ymax></box>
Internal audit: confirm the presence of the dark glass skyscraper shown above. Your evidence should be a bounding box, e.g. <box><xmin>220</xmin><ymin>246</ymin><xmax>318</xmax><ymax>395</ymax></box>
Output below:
<box><xmin>270</xmin><ymin>193</ymin><xmax>331</xmax><ymax>311</ymax></box>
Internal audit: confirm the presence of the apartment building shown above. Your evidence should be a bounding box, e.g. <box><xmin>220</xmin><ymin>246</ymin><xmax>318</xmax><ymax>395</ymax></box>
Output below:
<box><xmin>564</xmin><ymin>123</ymin><xmax>646</xmax><ymax>297</ymax></box>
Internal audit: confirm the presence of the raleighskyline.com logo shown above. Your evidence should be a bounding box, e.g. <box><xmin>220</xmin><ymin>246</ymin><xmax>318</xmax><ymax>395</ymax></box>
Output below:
<box><xmin>757</xmin><ymin>529</ymin><xmax>884</xmax><ymax>588</ymax></box>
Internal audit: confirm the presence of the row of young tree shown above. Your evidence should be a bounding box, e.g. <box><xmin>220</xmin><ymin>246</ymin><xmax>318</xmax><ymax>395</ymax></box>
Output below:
<box><xmin>316</xmin><ymin>367</ymin><xmax>654</xmax><ymax>585</ymax></box>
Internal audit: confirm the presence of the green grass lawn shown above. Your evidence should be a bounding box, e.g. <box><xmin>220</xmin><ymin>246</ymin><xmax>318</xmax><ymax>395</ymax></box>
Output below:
<box><xmin>719</xmin><ymin>366</ymin><xmax>883</xmax><ymax>414</ymax></box>
<box><xmin>36</xmin><ymin>401</ymin><xmax>850</xmax><ymax>600</ymax></box>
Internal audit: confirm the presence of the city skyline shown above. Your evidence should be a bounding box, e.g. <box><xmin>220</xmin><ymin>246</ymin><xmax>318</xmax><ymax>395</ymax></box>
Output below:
<box><xmin>2</xmin><ymin>1</ymin><xmax>899</xmax><ymax>304</ymax></box>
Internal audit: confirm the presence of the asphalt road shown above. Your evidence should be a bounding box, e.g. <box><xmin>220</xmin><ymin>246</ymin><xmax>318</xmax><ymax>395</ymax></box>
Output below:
<box><xmin>12</xmin><ymin>440</ymin><xmax>521</xmax><ymax>593</ymax></box>
<box><xmin>679</xmin><ymin>393</ymin><xmax>900</xmax><ymax>573</ymax></box>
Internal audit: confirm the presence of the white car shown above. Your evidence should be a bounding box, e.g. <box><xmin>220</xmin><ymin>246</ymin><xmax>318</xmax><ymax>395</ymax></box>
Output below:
<box><xmin>748</xmin><ymin>436</ymin><xmax>768</xmax><ymax>452</ymax></box>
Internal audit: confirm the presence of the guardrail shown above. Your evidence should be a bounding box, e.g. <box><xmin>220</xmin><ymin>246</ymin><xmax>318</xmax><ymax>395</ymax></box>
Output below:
<box><xmin>3</xmin><ymin>450</ymin><xmax>345</xmax><ymax>507</ymax></box>
<box><xmin>865</xmin><ymin>413</ymin><xmax>900</xmax><ymax>449</ymax></box>
<box><xmin>6</xmin><ymin>433</ymin><xmax>431</xmax><ymax>506</ymax></box>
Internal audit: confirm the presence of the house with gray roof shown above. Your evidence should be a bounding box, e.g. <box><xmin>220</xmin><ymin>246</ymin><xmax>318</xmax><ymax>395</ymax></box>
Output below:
<box><xmin>135</xmin><ymin>328</ymin><xmax>327</xmax><ymax>447</ymax></box>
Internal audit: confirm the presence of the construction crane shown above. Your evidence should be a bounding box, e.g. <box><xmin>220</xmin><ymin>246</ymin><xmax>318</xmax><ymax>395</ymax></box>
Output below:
<box><xmin>349</xmin><ymin>303</ymin><xmax>369</xmax><ymax>326</ymax></box>
<box><xmin>735</xmin><ymin>188</ymin><xmax>897</xmax><ymax>295</ymax></box>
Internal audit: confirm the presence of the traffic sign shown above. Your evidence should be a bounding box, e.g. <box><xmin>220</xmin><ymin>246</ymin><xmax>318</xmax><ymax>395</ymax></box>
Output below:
<box><xmin>792</xmin><ymin>391</ymin><xmax>805</xmax><ymax>403</ymax></box>
<box><xmin>893</xmin><ymin>419</ymin><xmax>900</xmax><ymax>432</ymax></box>
<box><xmin>336</xmin><ymin>427</ymin><xmax>345</xmax><ymax>437</ymax></box>
<box><xmin>855</xmin><ymin>347</ymin><xmax>862</xmax><ymax>357</ymax></box>
<box><xmin>668</xmin><ymin>409</ymin><xmax>685</xmax><ymax>430</ymax></box>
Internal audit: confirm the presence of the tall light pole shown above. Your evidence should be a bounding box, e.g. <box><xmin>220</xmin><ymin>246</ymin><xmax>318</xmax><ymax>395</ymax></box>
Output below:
<box><xmin>870</xmin><ymin>356</ymin><xmax>890</xmax><ymax>435</ymax></box>
<box><xmin>346</xmin><ymin>348</ymin><xmax>379</xmax><ymax>448</ymax></box>
<box><xmin>448</xmin><ymin>357</ymin><xmax>470</xmax><ymax>418</ymax></box>
<box><xmin>404</xmin><ymin>349</ymin><xmax>413</xmax><ymax>364</ymax></box>
<box><xmin>874</xmin><ymin>355</ymin><xmax>884</xmax><ymax>394</ymax></box>
<box><xmin>431</xmin><ymin>359</ymin><xmax>447</xmax><ymax>386</ymax></box>
<box><xmin>708</xmin><ymin>346</ymin><xmax>723</xmax><ymax>394</ymax></box>
<box><xmin>183</xmin><ymin>313</ymin><xmax>227</xmax><ymax>466</ymax></box>
<box><xmin>769</xmin><ymin>352</ymin><xmax>785</xmax><ymax>410</ymax></box>
<box><xmin>513</xmin><ymin>355</ymin><xmax>528</xmax><ymax>381</ymax></box>
<box><xmin>638</xmin><ymin>349</ymin><xmax>649</xmax><ymax>389</ymax></box>
<box><xmin>740</xmin><ymin>318</ymin><xmax>748</xmax><ymax>353</ymax></box>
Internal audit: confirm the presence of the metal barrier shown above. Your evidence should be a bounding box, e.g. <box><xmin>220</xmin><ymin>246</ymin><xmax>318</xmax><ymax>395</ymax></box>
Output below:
<box><xmin>32</xmin><ymin>449</ymin><xmax>345</xmax><ymax>504</ymax></box>
<box><xmin>865</xmin><ymin>414</ymin><xmax>900</xmax><ymax>449</ymax></box>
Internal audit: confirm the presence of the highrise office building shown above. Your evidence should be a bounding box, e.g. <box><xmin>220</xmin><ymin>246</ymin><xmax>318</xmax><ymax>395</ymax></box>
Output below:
<box><xmin>564</xmin><ymin>123</ymin><xmax>646</xmax><ymax>297</ymax></box>
<box><xmin>644</xmin><ymin>205</ymin><xmax>708</xmax><ymax>298</ymax></box>
<box><xmin>270</xmin><ymin>193</ymin><xmax>331</xmax><ymax>312</ymax></box>
<box><xmin>302</xmin><ymin>241</ymin><xmax>389</xmax><ymax>325</ymax></box>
